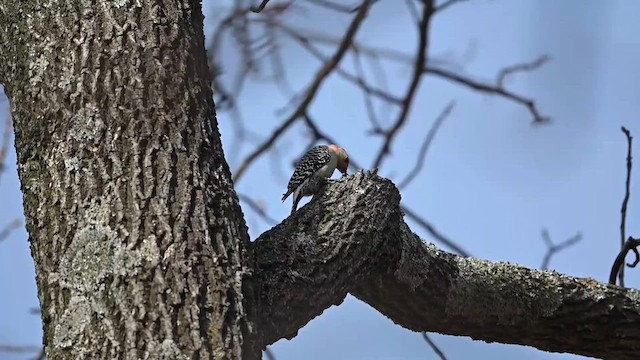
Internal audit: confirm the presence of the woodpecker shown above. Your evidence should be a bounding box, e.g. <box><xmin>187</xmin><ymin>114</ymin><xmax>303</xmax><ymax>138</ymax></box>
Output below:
<box><xmin>282</xmin><ymin>144</ymin><xmax>350</xmax><ymax>214</ymax></box>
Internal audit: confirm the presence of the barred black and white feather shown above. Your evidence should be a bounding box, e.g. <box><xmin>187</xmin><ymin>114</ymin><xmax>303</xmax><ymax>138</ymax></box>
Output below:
<box><xmin>282</xmin><ymin>145</ymin><xmax>336</xmax><ymax>214</ymax></box>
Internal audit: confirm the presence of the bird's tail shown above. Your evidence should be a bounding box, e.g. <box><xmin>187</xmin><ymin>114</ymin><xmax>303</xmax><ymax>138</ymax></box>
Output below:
<box><xmin>290</xmin><ymin>193</ymin><xmax>302</xmax><ymax>214</ymax></box>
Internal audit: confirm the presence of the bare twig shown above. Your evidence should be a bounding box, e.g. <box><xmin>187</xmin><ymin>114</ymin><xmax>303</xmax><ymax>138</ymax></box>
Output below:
<box><xmin>611</xmin><ymin>127</ymin><xmax>634</xmax><ymax>286</ymax></box>
<box><xmin>497</xmin><ymin>55</ymin><xmax>550</xmax><ymax>88</ymax></box>
<box><xmin>265</xmin><ymin>24</ymin><xmax>295</xmax><ymax>97</ymax></box>
<box><xmin>0</xmin><ymin>219</ymin><xmax>21</xmax><ymax>243</ymax></box>
<box><xmin>0</xmin><ymin>345</ymin><xmax>42</xmax><ymax>353</ymax></box>
<box><xmin>610</xmin><ymin>236</ymin><xmax>640</xmax><ymax>285</ymax></box>
<box><xmin>620</xmin><ymin>126</ymin><xmax>633</xmax><ymax>286</ymax></box>
<box><xmin>264</xmin><ymin>347</ymin><xmax>277</xmax><ymax>360</ymax></box>
<box><xmin>403</xmin><ymin>205</ymin><xmax>470</xmax><ymax>257</ymax></box>
<box><xmin>271</xmin><ymin>23</ymin><xmax>403</xmax><ymax>106</ymax></box>
<box><xmin>352</xmin><ymin>47</ymin><xmax>383</xmax><ymax>133</ymax></box>
<box><xmin>0</xmin><ymin>115</ymin><xmax>12</xmax><ymax>177</ymax></box>
<box><xmin>238</xmin><ymin>193</ymin><xmax>279</xmax><ymax>226</ymax></box>
<box><xmin>404</xmin><ymin>0</ymin><xmax>421</xmax><ymax>25</ymax></box>
<box><xmin>398</xmin><ymin>101</ymin><xmax>455</xmax><ymax>189</ymax></box>
<box><xmin>422</xmin><ymin>332</ymin><xmax>448</xmax><ymax>360</ymax></box>
<box><xmin>425</xmin><ymin>66</ymin><xmax>549</xmax><ymax>124</ymax></box>
<box><xmin>307</xmin><ymin>0</ymin><xmax>358</xmax><ymax>13</ymax></box>
<box><xmin>288</xmin><ymin>29</ymin><xmax>415</xmax><ymax>64</ymax></box>
<box><xmin>33</xmin><ymin>349</ymin><xmax>46</xmax><ymax>360</ymax></box>
<box><xmin>233</xmin><ymin>0</ymin><xmax>376</xmax><ymax>182</ymax></box>
<box><xmin>251</xmin><ymin>0</ymin><xmax>272</xmax><ymax>13</ymax></box>
<box><xmin>539</xmin><ymin>229</ymin><xmax>582</xmax><ymax>270</ymax></box>
<box><xmin>371</xmin><ymin>0</ymin><xmax>435</xmax><ymax>170</ymax></box>
<box><xmin>434</xmin><ymin>0</ymin><xmax>471</xmax><ymax>13</ymax></box>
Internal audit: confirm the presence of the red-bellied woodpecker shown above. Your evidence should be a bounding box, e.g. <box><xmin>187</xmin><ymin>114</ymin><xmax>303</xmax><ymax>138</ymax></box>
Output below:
<box><xmin>282</xmin><ymin>144</ymin><xmax>350</xmax><ymax>214</ymax></box>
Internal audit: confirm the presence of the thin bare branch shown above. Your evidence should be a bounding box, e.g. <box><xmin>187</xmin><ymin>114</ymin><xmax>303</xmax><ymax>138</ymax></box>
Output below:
<box><xmin>0</xmin><ymin>219</ymin><xmax>21</xmax><ymax>243</ymax></box>
<box><xmin>402</xmin><ymin>205</ymin><xmax>471</xmax><ymax>257</ymax></box>
<box><xmin>273</xmin><ymin>23</ymin><xmax>403</xmax><ymax>105</ymax></box>
<box><xmin>398</xmin><ymin>101</ymin><xmax>455</xmax><ymax>189</ymax></box>
<box><xmin>422</xmin><ymin>332</ymin><xmax>448</xmax><ymax>360</ymax></box>
<box><xmin>497</xmin><ymin>55</ymin><xmax>550</xmax><ymax>88</ymax></box>
<box><xmin>0</xmin><ymin>345</ymin><xmax>42</xmax><ymax>353</ymax></box>
<box><xmin>266</xmin><ymin>24</ymin><xmax>295</xmax><ymax>97</ymax></box>
<box><xmin>207</xmin><ymin>2</ymin><xmax>299</xmax><ymax>166</ymax></box>
<box><xmin>251</xmin><ymin>0</ymin><xmax>272</xmax><ymax>13</ymax></box>
<box><xmin>33</xmin><ymin>349</ymin><xmax>46</xmax><ymax>360</ymax></box>
<box><xmin>238</xmin><ymin>193</ymin><xmax>280</xmax><ymax>226</ymax></box>
<box><xmin>291</xmin><ymin>30</ymin><xmax>415</xmax><ymax>64</ymax></box>
<box><xmin>425</xmin><ymin>65</ymin><xmax>549</xmax><ymax>124</ymax></box>
<box><xmin>611</xmin><ymin>127</ymin><xmax>634</xmax><ymax>286</ymax></box>
<box><xmin>434</xmin><ymin>0</ymin><xmax>471</xmax><ymax>13</ymax></box>
<box><xmin>306</xmin><ymin>0</ymin><xmax>358</xmax><ymax>13</ymax></box>
<box><xmin>404</xmin><ymin>0</ymin><xmax>421</xmax><ymax>26</ymax></box>
<box><xmin>264</xmin><ymin>347</ymin><xmax>277</xmax><ymax>360</ymax></box>
<box><xmin>620</xmin><ymin>126</ymin><xmax>633</xmax><ymax>286</ymax></box>
<box><xmin>0</xmin><ymin>115</ymin><xmax>12</xmax><ymax>178</ymax></box>
<box><xmin>352</xmin><ymin>47</ymin><xmax>383</xmax><ymax>132</ymax></box>
<box><xmin>233</xmin><ymin>0</ymin><xmax>376</xmax><ymax>182</ymax></box>
<box><xmin>371</xmin><ymin>0</ymin><xmax>435</xmax><ymax>170</ymax></box>
<box><xmin>353</xmin><ymin>48</ymin><xmax>382</xmax><ymax>131</ymax></box>
<box><xmin>610</xmin><ymin>236</ymin><xmax>640</xmax><ymax>285</ymax></box>
<box><xmin>539</xmin><ymin>229</ymin><xmax>582</xmax><ymax>270</ymax></box>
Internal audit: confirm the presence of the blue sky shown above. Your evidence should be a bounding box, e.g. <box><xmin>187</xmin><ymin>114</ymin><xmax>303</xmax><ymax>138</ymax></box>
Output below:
<box><xmin>2</xmin><ymin>1</ymin><xmax>640</xmax><ymax>359</ymax></box>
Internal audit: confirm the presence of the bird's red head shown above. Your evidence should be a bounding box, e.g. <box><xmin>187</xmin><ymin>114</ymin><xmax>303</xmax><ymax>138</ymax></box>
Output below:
<box><xmin>328</xmin><ymin>144</ymin><xmax>349</xmax><ymax>174</ymax></box>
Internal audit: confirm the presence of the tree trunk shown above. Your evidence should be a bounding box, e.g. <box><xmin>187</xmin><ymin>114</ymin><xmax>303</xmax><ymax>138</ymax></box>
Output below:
<box><xmin>0</xmin><ymin>1</ymin><xmax>257</xmax><ymax>359</ymax></box>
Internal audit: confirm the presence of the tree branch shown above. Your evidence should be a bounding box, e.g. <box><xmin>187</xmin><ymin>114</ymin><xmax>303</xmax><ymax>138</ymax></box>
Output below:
<box><xmin>421</xmin><ymin>332</ymin><xmax>448</xmax><ymax>360</ymax></box>
<box><xmin>0</xmin><ymin>115</ymin><xmax>12</xmax><ymax>179</ymax></box>
<box><xmin>425</xmin><ymin>65</ymin><xmax>549</xmax><ymax>124</ymax></box>
<box><xmin>398</xmin><ymin>100</ymin><xmax>455</xmax><ymax>189</ymax></box>
<box><xmin>615</xmin><ymin>126</ymin><xmax>633</xmax><ymax>286</ymax></box>
<box><xmin>253</xmin><ymin>171</ymin><xmax>640</xmax><ymax>359</ymax></box>
<box><xmin>371</xmin><ymin>0</ymin><xmax>435</xmax><ymax>169</ymax></box>
<box><xmin>0</xmin><ymin>218</ymin><xmax>21</xmax><ymax>243</ymax></box>
<box><xmin>539</xmin><ymin>229</ymin><xmax>582</xmax><ymax>270</ymax></box>
<box><xmin>251</xmin><ymin>0</ymin><xmax>272</xmax><ymax>13</ymax></box>
<box><xmin>0</xmin><ymin>345</ymin><xmax>42</xmax><ymax>353</ymax></box>
<box><xmin>610</xmin><ymin>236</ymin><xmax>640</xmax><ymax>285</ymax></box>
<box><xmin>434</xmin><ymin>0</ymin><xmax>471</xmax><ymax>13</ymax></box>
<box><xmin>497</xmin><ymin>55</ymin><xmax>550</xmax><ymax>88</ymax></box>
<box><xmin>402</xmin><ymin>205</ymin><xmax>470</xmax><ymax>256</ymax></box>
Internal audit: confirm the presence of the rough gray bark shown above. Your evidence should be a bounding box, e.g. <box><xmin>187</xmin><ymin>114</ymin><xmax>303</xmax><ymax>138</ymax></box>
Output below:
<box><xmin>0</xmin><ymin>1</ymin><xmax>257</xmax><ymax>359</ymax></box>
<box><xmin>255</xmin><ymin>170</ymin><xmax>640</xmax><ymax>360</ymax></box>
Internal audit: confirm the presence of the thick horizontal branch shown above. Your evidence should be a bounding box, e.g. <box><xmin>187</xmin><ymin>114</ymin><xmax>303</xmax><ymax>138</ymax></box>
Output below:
<box><xmin>252</xmin><ymin>171</ymin><xmax>640</xmax><ymax>359</ymax></box>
